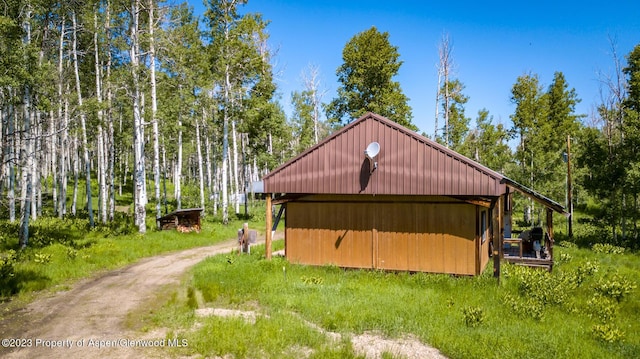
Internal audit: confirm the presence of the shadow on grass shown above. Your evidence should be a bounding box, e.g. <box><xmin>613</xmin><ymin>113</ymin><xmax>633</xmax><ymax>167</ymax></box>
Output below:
<box><xmin>0</xmin><ymin>269</ymin><xmax>51</xmax><ymax>301</ymax></box>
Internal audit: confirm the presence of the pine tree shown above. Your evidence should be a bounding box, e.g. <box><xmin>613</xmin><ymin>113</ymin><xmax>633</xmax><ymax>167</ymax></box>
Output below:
<box><xmin>461</xmin><ymin>109</ymin><xmax>511</xmax><ymax>173</ymax></box>
<box><xmin>326</xmin><ymin>26</ymin><xmax>415</xmax><ymax>130</ymax></box>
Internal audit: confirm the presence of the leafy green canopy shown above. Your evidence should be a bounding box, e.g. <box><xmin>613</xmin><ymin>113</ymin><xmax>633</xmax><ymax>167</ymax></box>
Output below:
<box><xmin>508</xmin><ymin>72</ymin><xmax>582</xmax><ymax>202</ymax></box>
<box><xmin>325</xmin><ymin>26</ymin><xmax>415</xmax><ymax>130</ymax></box>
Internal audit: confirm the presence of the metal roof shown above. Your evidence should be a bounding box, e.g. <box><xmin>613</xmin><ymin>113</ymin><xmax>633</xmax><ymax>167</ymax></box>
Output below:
<box><xmin>263</xmin><ymin>113</ymin><xmax>565</xmax><ymax>214</ymax></box>
<box><xmin>264</xmin><ymin>113</ymin><xmax>506</xmax><ymax>197</ymax></box>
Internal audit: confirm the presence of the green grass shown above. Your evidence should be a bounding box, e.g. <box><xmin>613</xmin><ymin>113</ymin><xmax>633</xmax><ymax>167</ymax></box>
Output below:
<box><xmin>148</xmin><ymin>242</ymin><xmax>640</xmax><ymax>359</ymax></box>
<box><xmin>0</xmin><ymin>203</ymin><xmax>269</xmax><ymax>301</ymax></box>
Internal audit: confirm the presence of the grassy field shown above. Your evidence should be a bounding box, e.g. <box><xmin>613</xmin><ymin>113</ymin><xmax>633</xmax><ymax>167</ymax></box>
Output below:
<box><xmin>0</xmin><ymin>204</ymin><xmax>268</xmax><ymax>301</ymax></box>
<box><xmin>1</xmin><ymin>196</ymin><xmax>639</xmax><ymax>358</ymax></box>
<box><xmin>146</xmin><ymin>240</ymin><xmax>640</xmax><ymax>359</ymax></box>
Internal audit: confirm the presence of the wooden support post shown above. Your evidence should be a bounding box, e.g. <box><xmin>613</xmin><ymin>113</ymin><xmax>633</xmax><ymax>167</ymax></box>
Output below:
<box><xmin>266</xmin><ymin>195</ymin><xmax>272</xmax><ymax>260</ymax></box>
<box><xmin>546</xmin><ymin>208</ymin><xmax>554</xmax><ymax>267</ymax></box>
<box><xmin>493</xmin><ymin>194</ymin><xmax>503</xmax><ymax>280</ymax></box>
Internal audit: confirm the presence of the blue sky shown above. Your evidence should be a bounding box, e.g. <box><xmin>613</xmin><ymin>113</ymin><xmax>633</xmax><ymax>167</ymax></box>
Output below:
<box><xmin>192</xmin><ymin>0</ymin><xmax>639</xmax><ymax>136</ymax></box>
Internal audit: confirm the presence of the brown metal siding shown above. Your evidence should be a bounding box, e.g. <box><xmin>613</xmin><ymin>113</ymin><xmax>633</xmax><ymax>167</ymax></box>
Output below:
<box><xmin>264</xmin><ymin>113</ymin><xmax>505</xmax><ymax>197</ymax></box>
<box><xmin>286</xmin><ymin>201</ymin><xmax>374</xmax><ymax>268</ymax></box>
<box><xmin>285</xmin><ymin>197</ymin><xmax>480</xmax><ymax>275</ymax></box>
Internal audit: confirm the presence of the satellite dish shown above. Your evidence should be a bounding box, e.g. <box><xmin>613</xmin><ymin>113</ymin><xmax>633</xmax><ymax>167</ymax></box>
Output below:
<box><xmin>364</xmin><ymin>142</ymin><xmax>380</xmax><ymax>159</ymax></box>
<box><xmin>364</xmin><ymin>142</ymin><xmax>380</xmax><ymax>172</ymax></box>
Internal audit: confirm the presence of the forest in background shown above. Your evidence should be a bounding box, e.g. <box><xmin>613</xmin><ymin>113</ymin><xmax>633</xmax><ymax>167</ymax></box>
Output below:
<box><xmin>1</xmin><ymin>0</ymin><xmax>639</xmax><ymax>248</ymax></box>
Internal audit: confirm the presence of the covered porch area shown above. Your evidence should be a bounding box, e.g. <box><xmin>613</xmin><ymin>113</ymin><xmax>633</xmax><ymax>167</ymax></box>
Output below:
<box><xmin>496</xmin><ymin>179</ymin><xmax>567</xmax><ymax>272</ymax></box>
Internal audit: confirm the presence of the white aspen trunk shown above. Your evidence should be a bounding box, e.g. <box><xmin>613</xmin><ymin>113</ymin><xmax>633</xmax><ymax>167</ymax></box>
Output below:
<box><xmin>121</xmin><ymin>149</ymin><xmax>128</xmax><ymax>197</ymax></box>
<box><xmin>94</xmin><ymin>10</ymin><xmax>107</xmax><ymax>224</ymax></box>
<box><xmin>232</xmin><ymin>119</ymin><xmax>240</xmax><ymax>214</ymax></box>
<box><xmin>221</xmin><ymin>66</ymin><xmax>230</xmax><ymax>224</ymax></box>
<box><xmin>241</xmin><ymin>133</ymin><xmax>248</xmax><ymax>215</ymax></box>
<box><xmin>176</xmin><ymin>113</ymin><xmax>183</xmax><ymax>209</ymax></box>
<box><xmin>196</xmin><ymin>114</ymin><xmax>205</xmax><ymax>212</ymax></box>
<box><xmin>130</xmin><ymin>0</ymin><xmax>147</xmax><ymax>233</ymax></box>
<box><xmin>149</xmin><ymin>0</ymin><xmax>161</xmax><ymax>222</ymax></box>
<box><xmin>32</xmin><ymin>114</ymin><xmax>40</xmax><ymax>221</ymax></box>
<box><xmin>97</xmin><ymin>127</ymin><xmax>105</xmax><ymax>222</ymax></box>
<box><xmin>59</xmin><ymin>93</ymin><xmax>69</xmax><ymax>217</ymax></box>
<box><xmin>20</xmin><ymin>102</ymin><xmax>33</xmax><ymax>248</ymax></box>
<box><xmin>72</xmin><ymin>136</ymin><xmax>78</xmax><ymax>215</ymax></box>
<box><xmin>72</xmin><ymin>12</ymin><xmax>95</xmax><ymax>227</ymax></box>
<box><xmin>303</xmin><ymin>64</ymin><xmax>323</xmax><ymax>144</ymax></box>
<box><xmin>213</xmin><ymin>164</ymin><xmax>219</xmax><ymax>216</ymax></box>
<box><xmin>19</xmin><ymin>124</ymin><xmax>27</xmax><ymax>216</ymax></box>
<box><xmin>8</xmin><ymin>97</ymin><xmax>16</xmax><ymax>222</ymax></box>
<box><xmin>50</xmin><ymin>108</ymin><xmax>57</xmax><ymax>215</ymax></box>
<box><xmin>0</xmin><ymin>107</ymin><xmax>3</xmax><ymax>188</ymax></box>
<box><xmin>312</xmin><ymin>86</ymin><xmax>320</xmax><ymax>144</ymax></box>
<box><xmin>227</xmin><ymin>144</ymin><xmax>233</xmax><ymax>209</ymax></box>
<box><xmin>434</xmin><ymin>69</ymin><xmax>441</xmax><ymax>139</ymax></box>
<box><xmin>161</xmin><ymin>137</ymin><xmax>167</xmax><ymax>215</ymax></box>
<box><xmin>20</xmin><ymin>90</ymin><xmax>33</xmax><ymax>248</ymax></box>
<box><xmin>19</xmin><ymin>9</ymin><xmax>33</xmax><ymax>247</ymax></box>
<box><xmin>205</xmin><ymin>125</ymin><xmax>212</xmax><ymax>195</ymax></box>
<box><xmin>140</xmin><ymin>92</ymin><xmax>147</xmax><ymax>199</ymax></box>
<box><xmin>252</xmin><ymin>157</ymin><xmax>258</xmax><ymax>183</ymax></box>
<box><xmin>106</xmin><ymin>0</ymin><xmax>115</xmax><ymax>221</ymax></box>
<box><xmin>437</xmin><ymin>32</ymin><xmax>453</xmax><ymax>144</ymax></box>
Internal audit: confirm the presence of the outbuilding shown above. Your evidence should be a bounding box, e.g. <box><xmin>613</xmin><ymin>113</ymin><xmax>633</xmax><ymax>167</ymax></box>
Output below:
<box><xmin>263</xmin><ymin>113</ymin><xmax>565</xmax><ymax>275</ymax></box>
<box><xmin>157</xmin><ymin>208</ymin><xmax>203</xmax><ymax>232</ymax></box>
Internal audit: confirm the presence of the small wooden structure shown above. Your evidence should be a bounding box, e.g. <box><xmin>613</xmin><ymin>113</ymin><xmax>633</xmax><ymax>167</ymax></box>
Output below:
<box><xmin>157</xmin><ymin>208</ymin><xmax>203</xmax><ymax>232</ymax></box>
<box><xmin>262</xmin><ymin>113</ymin><xmax>566</xmax><ymax>276</ymax></box>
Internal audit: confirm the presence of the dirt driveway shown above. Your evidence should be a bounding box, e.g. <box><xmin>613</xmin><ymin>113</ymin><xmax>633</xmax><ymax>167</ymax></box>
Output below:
<box><xmin>0</xmin><ymin>237</ymin><xmax>264</xmax><ymax>359</ymax></box>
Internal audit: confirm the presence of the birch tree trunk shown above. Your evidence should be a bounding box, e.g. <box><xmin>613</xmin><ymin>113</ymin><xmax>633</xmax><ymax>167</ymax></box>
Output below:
<box><xmin>196</xmin><ymin>114</ymin><xmax>205</xmax><ymax>211</ymax></box>
<box><xmin>204</xmin><ymin>124</ymin><xmax>212</xmax><ymax>195</ymax></box>
<box><xmin>176</xmin><ymin>111</ymin><xmax>183</xmax><ymax>209</ymax></box>
<box><xmin>162</xmin><ymin>137</ymin><xmax>168</xmax><ymax>214</ymax></box>
<box><xmin>149</xmin><ymin>0</ymin><xmax>161</xmax><ymax>223</ymax></box>
<box><xmin>32</xmin><ymin>113</ymin><xmax>40</xmax><ymax>220</ymax></box>
<box><xmin>19</xmin><ymin>8</ymin><xmax>33</xmax><ymax>248</ymax></box>
<box><xmin>302</xmin><ymin>64</ymin><xmax>324</xmax><ymax>144</ymax></box>
<box><xmin>72</xmin><ymin>11</ymin><xmax>95</xmax><ymax>227</ymax></box>
<box><xmin>59</xmin><ymin>93</ymin><xmax>69</xmax><ymax>218</ymax></box>
<box><xmin>94</xmin><ymin>10</ymin><xmax>108</xmax><ymax>224</ymax></box>
<box><xmin>19</xmin><ymin>100</ymin><xmax>33</xmax><ymax>248</ymax></box>
<box><xmin>72</xmin><ymin>135</ymin><xmax>78</xmax><ymax>216</ymax></box>
<box><xmin>130</xmin><ymin>0</ymin><xmax>147</xmax><ymax>233</ymax></box>
<box><xmin>436</xmin><ymin>32</ymin><xmax>453</xmax><ymax>143</ymax></box>
<box><xmin>50</xmin><ymin>108</ymin><xmax>58</xmax><ymax>215</ymax></box>
<box><xmin>232</xmin><ymin>119</ymin><xmax>240</xmax><ymax>214</ymax></box>
<box><xmin>8</xmin><ymin>96</ymin><xmax>16</xmax><ymax>222</ymax></box>
<box><xmin>221</xmin><ymin>65</ymin><xmax>230</xmax><ymax>224</ymax></box>
<box><xmin>105</xmin><ymin>0</ymin><xmax>115</xmax><ymax>221</ymax></box>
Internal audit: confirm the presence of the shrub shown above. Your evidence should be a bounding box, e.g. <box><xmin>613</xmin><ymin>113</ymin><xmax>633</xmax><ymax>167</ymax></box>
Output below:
<box><xmin>0</xmin><ymin>250</ymin><xmax>18</xmax><ymax>297</ymax></box>
<box><xmin>593</xmin><ymin>273</ymin><xmax>636</xmax><ymax>303</ymax></box>
<box><xmin>509</xmin><ymin>265</ymin><xmax>567</xmax><ymax>305</ymax></box>
<box><xmin>592</xmin><ymin>243</ymin><xmax>625</xmax><ymax>255</ymax></box>
<box><xmin>462</xmin><ymin>306</ymin><xmax>485</xmax><ymax>327</ymax></box>
<box><xmin>586</xmin><ymin>295</ymin><xmax>617</xmax><ymax>322</ymax></box>
<box><xmin>557</xmin><ymin>241</ymin><xmax>578</xmax><ymax>249</ymax></box>
<box><xmin>555</xmin><ymin>252</ymin><xmax>572</xmax><ymax>265</ymax></box>
<box><xmin>565</xmin><ymin>260</ymin><xmax>599</xmax><ymax>287</ymax></box>
<box><xmin>0</xmin><ymin>250</ymin><xmax>17</xmax><ymax>281</ymax></box>
<box><xmin>501</xmin><ymin>293</ymin><xmax>544</xmax><ymax>321</ymax></box>
<box><xmin>592</xmin><ymin>323</ymin><xmax>624</xmax><ymax>343</ymax></box>
<box><xmin>66</xmin><ymin>248</ymin><xmax>78</xmax><ymax>260</ymax></box>
<box><xmin>34</xmin><ymin>252</ymin><xmax>52</xmax><ymax>264</ymax></box>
